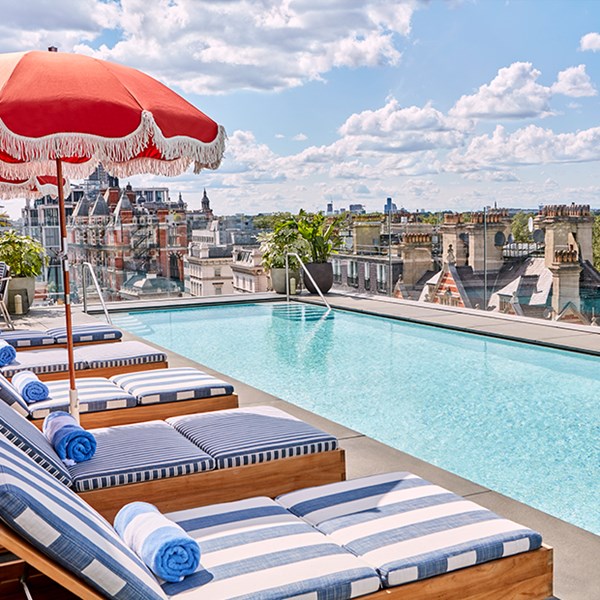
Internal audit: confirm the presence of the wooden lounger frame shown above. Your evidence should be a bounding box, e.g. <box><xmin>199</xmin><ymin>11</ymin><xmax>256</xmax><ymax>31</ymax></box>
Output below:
<box><xmin>30</xmin><ymin>393</ymin><xmax>239</xmax><ymax>430</ymax></box>
<box><xmin>79</xmin><ymin>449</ymin><xmax>347</xmax><ymax>521</ymax></box>
<box><xmin>0</xmin><ymin>523</ymin><xmax>553</xmax><ymax>600</ymax></box>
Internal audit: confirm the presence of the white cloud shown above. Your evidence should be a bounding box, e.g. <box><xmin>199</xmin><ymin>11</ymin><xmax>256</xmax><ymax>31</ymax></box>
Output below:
<box><xmin>580</xmin><ymin>32</ymin><xmax>600</xmax><ymax>52</ymax></box>
<box><xmin>552</xmin><ymin>65</ymin><xmax>596</xmax><ymax>97</ymax></box>
<box><xmin>333</xmin><ymin>98</ymin><xmax>470</xmax><ymax>157</ymax></box>
<box><xmin>68</xmin><ymin>0</ymin><xmax>420</xmax><ymax>94</ymax></box>
<box><xmin>446</xmin><ymin>124</ymin><xmax>600</xmax><ymax>173</ymax></box>
<box><xmin>340</xmin><ymin>98</ymin><xmax>472</xmax><ymax>136</ymax></box>
<box><xmin>275</xmin><ymin>133</ymin><xmax>285</xmax><ymax>139</ymax></box>
<box><xmin>401</xmin><ymin>178</ymin><xmax>440</xmax><ymax>199</ymax></box>
<box><xmin>0</xmin><ymin>0</ymin><xmax>118</xmax><ymax>53</ymax></box>
<box><xmin>462</xmin><ymin>171</ymin><xmax>519</xmax><ymax>183</ymax></box>
<box><xmin>292</xmin><ymin>133</ymin><xmax>308</xmax><ymax>141</ymax></box>
<box><xmin>450</xmin><ymin>62</ymin><xmax>553</xmax><ymax>120</ymax></box>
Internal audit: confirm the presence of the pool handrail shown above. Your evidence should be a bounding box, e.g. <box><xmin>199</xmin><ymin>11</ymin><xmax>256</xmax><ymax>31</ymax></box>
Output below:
<box><xmin>81</xmin><ymin>262</ymin><xmax>113</xmax><ymax>325</ymax></box>
<box><xmin>285</xmin><ymin>252</ymin><xmax>331</xmax><ymax>311</ymax></box>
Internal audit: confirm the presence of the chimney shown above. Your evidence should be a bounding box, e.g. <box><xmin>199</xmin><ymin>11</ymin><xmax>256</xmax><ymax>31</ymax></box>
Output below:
<box><xmin>441</xmin><ymin>213</ymin><xmax>468</xmax><ymax>266</ymax></box>
<box><xmin>549</xmin><ymin>246</ymin><xmax>582</xmax><ymax>313</ymax></box>
<box><xmin>352</xmin><ymin>219</ymin><xmax>382</xmax><ymax>254</ymax></box>
<box><xmin>466</xmin><ymin>209</ymin><xmax>510</xmax><ymax>273</ymax></box>
<box><xmin>400</xmin><ymin>233</ymin><xmax>433</xmax><ymax>287</ymax></box>
<box><xmin>536</xmin><ymin>204</ymin><xmax>593</xmax><ymax>267</ymax></box>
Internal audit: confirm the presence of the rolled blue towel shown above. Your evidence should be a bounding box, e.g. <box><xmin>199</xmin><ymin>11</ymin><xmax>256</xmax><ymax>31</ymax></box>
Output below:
<box><xmin>114</xmin><ymin>502</ymin><xmax>201</xmax><ymax>583</ymax></box>
<box><xmin>0</xmin><ymin>340</ymin><xmax>16</xmax><ymax>367</ymax></box>
<box><xmin>42</xmin><ymin>411</ymin><xmax>96</xmax><ymax>465</ymax></box>
<box><xmin>11</xmin><ymin>370</ymin><xmax>49</xmax><ymax>403</ymax></box>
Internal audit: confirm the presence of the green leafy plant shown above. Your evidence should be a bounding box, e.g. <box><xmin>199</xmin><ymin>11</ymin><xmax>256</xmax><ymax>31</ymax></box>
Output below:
<box><xmin>0</xmin><ymin>230</ymin><xmax>47</xmax><ymax>277</ymax></box>
<box><xmin>511</xmin><ymin>211</ymin><xmax>534</xmax><ymax>243</ymax></box>
<box><xmin>281</xmin><ymin>210</ymin><xmax>342</xmax><ymax>263</ymax></box>
<box><xmin>258</xmin><ymin>225</ymin><xmax>310</xmax><ymax>271</ymax></box>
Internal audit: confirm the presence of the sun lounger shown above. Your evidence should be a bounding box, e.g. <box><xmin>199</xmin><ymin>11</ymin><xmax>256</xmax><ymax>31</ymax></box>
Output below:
<box><xmin>0</xmin><ymin>368</ymin><xmax>239</xmax><ymax>428</ymax></box>
<box><xmin>0</xmin><ymin>323</ymin><xmax>123</xmax><ymax>349</ymax></box>
<box><xmin>0</xmin><ymin>402</ymin><xmax>345</xmax><ymax>521</ymax></box>
<box><xmin>0</xmin><ymin>340</ymin><xmax>168</xmax><ymax>381</ymax></box>
<box><xmin>0</xmin><ymin>434</ymin><xmax>553</xmax><ymax>600</ymax></box>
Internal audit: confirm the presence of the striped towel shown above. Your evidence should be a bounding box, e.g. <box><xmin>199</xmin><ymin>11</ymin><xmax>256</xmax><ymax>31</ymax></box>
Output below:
<box><xmin>0</xmin><ymin>340</ymin><xmax>16</xmax><ymax>367</ymax></box>
<box><xmin>114</xmin><ymin>502</ymin><xmax>201</xmax><ymax>583</ymax></box>
<box><xmin>42</xmin><ymin>411</ymin><xmax>96</xmax><ymax>466</ymax></box>
<box><xmin>11</xmin><ymin>370</ymin><xmax>49</xmax><ymax>403</ymax></box>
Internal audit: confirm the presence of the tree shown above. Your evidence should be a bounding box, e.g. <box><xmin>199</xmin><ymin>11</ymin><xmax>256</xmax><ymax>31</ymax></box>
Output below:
<box><xmin>253</xmin><ymin>212</ymin><xmax>293</xmax><ymax>231</ymax></box>
<box><xmin>593</xmin><ymin>214</ymin><xmax>600</xmax><ymax>271</ymax></box>
<box><xmin>418</xmin><ymin>212</ymin><xmax>443</xmax><ymax>225</ymax></box>
<box><xmin>511</xmin><ymin>211</ymin><xmax>534</xmax><ymax>243</ymax></box>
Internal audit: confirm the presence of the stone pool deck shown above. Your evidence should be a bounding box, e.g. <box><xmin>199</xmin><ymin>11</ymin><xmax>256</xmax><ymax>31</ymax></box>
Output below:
<box><xmin>13</xmin><ymin>295</ymin><xmax>600</xmax><ymax>600</ymax></box>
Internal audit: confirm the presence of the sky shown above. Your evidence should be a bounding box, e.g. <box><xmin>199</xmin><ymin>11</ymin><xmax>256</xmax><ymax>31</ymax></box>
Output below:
<box><xmin>2</xmin><ymin>0</ymin><xmax>600</xmax><ymax>218</ymax></box>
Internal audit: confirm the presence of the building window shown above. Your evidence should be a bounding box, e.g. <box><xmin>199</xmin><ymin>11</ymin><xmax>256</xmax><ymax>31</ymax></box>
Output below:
<box><xmin>44</xmin><ymin>227</ymin><xmax>60</xmax><ymax>249</ymax></box>
<box><xmin>332</xmin><ymin>259</ymin><xmax>342</xmax><ymax>284</ymax></box>
<box><xmin>45</xmin><ymin>208</ymin><xmax>59</xmax><ymax>227</ymax></box>
<box><xmin>214</xmin><ymin>284</ymin><xmax>222</xmax><ymax>295</ymax></box>
<box><xmin>347</xmin><ymin>261</ymin><xmax>358</xmax><ymax>287</ymax></box>
<box><xmin>364</xmin><ymin>263</ymin><xmax>371</xmax><ymax>290</ymax></box>
<box><xmin>214</xmin><ymin>267</ymin><xmax>221</xmax><ymax>278</ymax></box>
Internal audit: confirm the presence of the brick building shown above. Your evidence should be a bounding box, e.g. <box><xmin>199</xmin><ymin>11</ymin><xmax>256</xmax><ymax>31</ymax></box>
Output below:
<box><xmin>67</xmin><ymin>182</ymin><xmax>188</xmax><ymax>300</ymax></box>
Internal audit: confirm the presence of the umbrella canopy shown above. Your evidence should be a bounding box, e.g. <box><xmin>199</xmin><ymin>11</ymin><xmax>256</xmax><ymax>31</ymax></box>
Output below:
<box><xmin>0</xmin><ymin>173</ymin><xmax>71</xmax><ymax>200</ymax></box>
<box><xmin>0</xmin><ymin>50</ymin><xmax>225</xmax><ymax>179</ymax></box>
<box><xmin>0</xmin><ymin>49</ymin><xmax>226</xmax><ymax>420</ymax></box>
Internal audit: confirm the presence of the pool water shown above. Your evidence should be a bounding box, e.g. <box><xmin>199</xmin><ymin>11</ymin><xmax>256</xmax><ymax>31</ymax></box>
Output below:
<box><xmin>113</xmin><ymin>302</ymin><xmax>600</xmax><ymax>534</ymax></box>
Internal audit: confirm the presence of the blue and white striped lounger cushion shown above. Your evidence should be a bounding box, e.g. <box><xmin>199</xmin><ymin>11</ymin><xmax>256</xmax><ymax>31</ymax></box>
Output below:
<box><xmin>161</xmin><ymin>496</ymin><xmax>381</xmax><ymax>599</ymax></box>
<box><xmin>28</xmin><ymin>378</ymin><xmax>137</xmax><ymax>419</ymax></box>
<box><xmin>0</xmin><ymin>329</ymin><xmax>55</xmax><ymax>348</ymax></box>
<box><xmin>168</xmin><ymin>406</ymin><xmax>338</xmax><ymax>469</ymax></box>
<box><xmin>0</xmin><ymin>372</ymin><xmax>29</xmax><ymax>416</ymax></box>
<box><xmin>74</xmin><ymin>340</ymin><xmax>167</xmax><ymax>370</ymax></box>
<box><xmin>47</xmin><ymin>323</ymin><xmax>123</xmax><ymax>344</ymax></box>
<box><xmin>0</xmin><ymin>435</ymin><xmax>167</xmax><ymax>600</ymax></box>
<box><xmin>68</xmin><ymin>421</ymin><xmax>216</xmax><ymax>492</ymax></box>
<box><xmin>277</xmin><ymin>471</ymin><xmax>543</xmax><ymax>588</ymax></box>
<box><xmin>0</xmin><ymin>390</ymin><xmax>72</xmax><ymax>485</ymax></box>
<box><xmin>0</xmin><ymin>347</ymin><xmax>87</xmax><ymax>378</ymax></box>
<box><xmin>111</xmin><ymin>367</ymin><xmax>234</xmax><ymax>405</ymax></box>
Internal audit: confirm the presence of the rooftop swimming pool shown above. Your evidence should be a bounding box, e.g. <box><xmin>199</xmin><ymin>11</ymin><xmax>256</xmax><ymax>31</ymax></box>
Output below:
<box><xmin>113</xmin><ymin>302</ymin><xmax>600</xmax><ymax>534</ymax></box>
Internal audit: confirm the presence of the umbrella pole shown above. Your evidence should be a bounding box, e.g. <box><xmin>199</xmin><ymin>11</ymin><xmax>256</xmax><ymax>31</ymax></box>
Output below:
<box><xmin>55</xmin><ymin>159</ymin><xmax>79</xmax><ymax>423</ymax></box>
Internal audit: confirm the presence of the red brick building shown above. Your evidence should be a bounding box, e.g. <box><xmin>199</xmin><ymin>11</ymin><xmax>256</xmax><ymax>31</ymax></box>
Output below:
<box><xmin>68</xmin><ymin>182</ymin><xmax>188</xmax><ymax>300</ymax></box>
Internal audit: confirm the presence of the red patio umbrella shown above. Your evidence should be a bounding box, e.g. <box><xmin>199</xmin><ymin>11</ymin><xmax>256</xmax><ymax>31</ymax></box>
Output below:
<box><xmin>0</xmin><ymin>49</ymin><xmax>226</xmax><ymax>420</ymax></box>
<box><xmin>0</xmin><ymin>174</ymin><xmax>71</xmax><ymax>200</ymax></box>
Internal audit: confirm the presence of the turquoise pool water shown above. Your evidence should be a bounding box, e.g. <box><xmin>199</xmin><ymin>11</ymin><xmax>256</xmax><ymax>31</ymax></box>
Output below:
<box><xmin>113</xmin><ymin>302</ymin><xmax>600</xmax><ymax>534</ymax></box>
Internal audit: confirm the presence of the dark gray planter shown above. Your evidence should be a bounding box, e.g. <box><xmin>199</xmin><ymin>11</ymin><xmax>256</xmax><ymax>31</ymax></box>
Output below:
<box><xmin>304</xmin><ymin>262</ymin><xmax>333</xmax><ymax>294</ymax></box>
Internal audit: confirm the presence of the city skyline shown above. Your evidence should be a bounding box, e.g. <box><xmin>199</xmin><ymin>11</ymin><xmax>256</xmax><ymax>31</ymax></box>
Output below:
<box><xmin>2</xmin><ymin>1</ymin><xmax>600</xmax><ymax>218</ymax></box>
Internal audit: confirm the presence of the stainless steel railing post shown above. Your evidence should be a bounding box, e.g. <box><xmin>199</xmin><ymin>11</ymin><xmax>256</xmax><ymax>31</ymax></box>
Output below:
<box><xmin>286</xmin><ymin>252</ymin><xmax>331</xmax><ymax>311</ymax></box>
<box><xmin>81</xmin><ymin>262</ymin><xmax>113</xmax><ymax>324</ymax></box>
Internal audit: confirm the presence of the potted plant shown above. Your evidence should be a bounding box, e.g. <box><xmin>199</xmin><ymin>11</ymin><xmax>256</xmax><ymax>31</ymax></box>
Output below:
<box><xmin>281</xmin><ymin>210</ymin><xmax>342</xmax><ymax>294</ymax></box>
<box><xmin>0</xmin><ymin>230</ymin><xmax>47</xmax><ymax>314</ymax></box>
<box><xmin>258</xmin><ymin>226</ymin><xmax>310</xmax><ymax>294</ymax></box>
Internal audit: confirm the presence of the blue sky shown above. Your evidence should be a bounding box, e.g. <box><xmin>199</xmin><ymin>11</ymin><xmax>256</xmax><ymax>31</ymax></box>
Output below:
<box><xmin>2</xmin><ymin>0</ymin><xmax>600</xmax><ymax>217</ymax></box>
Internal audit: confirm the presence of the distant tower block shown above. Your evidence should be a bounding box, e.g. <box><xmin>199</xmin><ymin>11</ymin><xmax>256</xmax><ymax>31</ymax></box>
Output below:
<box><xmin>536</xmin><ymin>204</ymin><xmax>593</xmax><ymax>268</ymax></box>
<box><xmin>466</xmin><ymin>209</ymin><xmax>511</xmax><ymax>273</ymax></box>
<box><xmin>441</xmin><ymin>213</ymin><xmax>468</xmax><ymax>266</ymax></box>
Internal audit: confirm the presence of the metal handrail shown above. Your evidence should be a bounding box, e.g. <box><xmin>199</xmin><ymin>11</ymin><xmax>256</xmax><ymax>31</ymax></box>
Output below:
<box><xmin>81</xmin><ymin>262</ymin><xmax>113</xmax><ymax>324</ymax></box>
<box><xmin>285</xmin><ymin>252</ymin><xmax>331</xmax><ymax>311</ymax></box>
